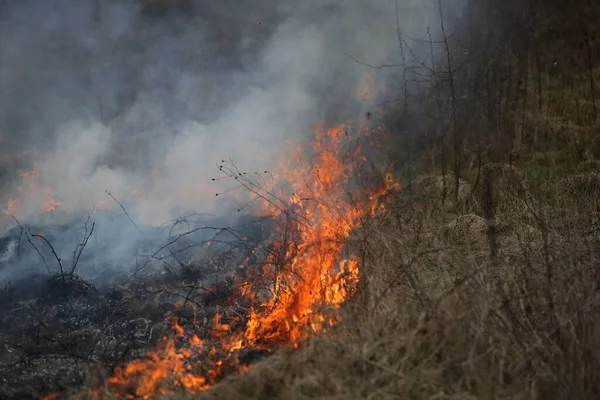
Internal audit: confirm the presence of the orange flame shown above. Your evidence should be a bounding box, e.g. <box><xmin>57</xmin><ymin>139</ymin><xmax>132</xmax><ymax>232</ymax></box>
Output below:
<box><xmin>103</xmin><ymin>111</ymin><xmax>400</xmax><ymax>397</ymax></box>
<box><xmin>355</xmin><ymin>75</ymin><xmax>375</xmax><ymax>101</ymax></box>
<box><xmin>3</xmin><ymin>195</ymin><xmax>18</xmax><ymax>216</ymax></box>
<box><xmin>108</xmin><ymin>317</ymin><xmax>210</xmax><ymax>398</ymax></box>
<box><xmin>44</xmin><ymin>187</ymin><xmax>60</xmax><ymax>212</ymax></box>
<box><xmin>2</xmin><ymin>163</ymin><xmax>61</xmax><ymax>217</ymax></box>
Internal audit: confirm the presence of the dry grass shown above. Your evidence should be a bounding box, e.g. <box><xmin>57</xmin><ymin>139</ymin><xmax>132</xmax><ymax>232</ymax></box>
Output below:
<box><xmin>66</xmin><ymin>4</ymin><xmax>600</xmax><ymax>395</ymax></box>
<box><xmin>69</xmin><ymin>165</ymin><xmax>598</xmax><ymax>400</ymax></box>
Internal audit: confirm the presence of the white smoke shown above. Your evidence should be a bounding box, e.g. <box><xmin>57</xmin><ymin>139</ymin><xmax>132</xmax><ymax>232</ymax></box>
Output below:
<box><xmin>0</xmin><ymin>0</ymin><xmax>462</xmax><ymax>281</ymax></box>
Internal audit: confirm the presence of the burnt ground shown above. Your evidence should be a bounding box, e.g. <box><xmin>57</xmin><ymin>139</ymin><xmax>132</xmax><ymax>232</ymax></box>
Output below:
<box><xmin>0</xmin><ymin>214</ymin><xmax>274</xmax><ymax>399</ymax></box>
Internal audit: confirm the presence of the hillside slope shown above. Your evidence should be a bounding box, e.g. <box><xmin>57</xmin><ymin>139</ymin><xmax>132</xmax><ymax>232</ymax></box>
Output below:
<box><xmin>63</xmin><ymin>0</ymin><xmax>600</xmax><ymax>398</ymax></box>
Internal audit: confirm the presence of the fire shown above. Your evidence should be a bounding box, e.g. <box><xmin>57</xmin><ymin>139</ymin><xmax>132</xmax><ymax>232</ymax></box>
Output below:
<box><xmin>130</xmin><ymin>188</ymin><xmax>147</xmax><ymax>199</ymax></box>
<box><xmin>355</xmin><ymin>75</ymin><xmax>375</xmax><ymax>101</ymax></box>
<box><xmin>230</xmin><ymin>123</ymin><xmax>369</xmax><ymax>347</ymax></box>
<box><xmin>0</xmin><ymin>98</ymin><xmax>398</xmax><ymax>400</ymax></box>
<box><xmin>1</xmin><ymin>163</ymin><xmax>155</xmax><ymax>217</ymax></box>
<box><xmin>108</xmin><ymin>318</ymin><xmax>210</xmax><ymax>398</ymax></box>
<box><xmin>3</xmin><ymin>195</ymin><xmax>18</xmax><ymax>216</ymax></box>
<box><xmin>43</xmin><ymin>187</ymin><xmax>60</xmax><ymax>212</ymax></box>
<box><xmin>2</xmin><ymin>163</ymin><xmax>61</xmax><ymax>217</ymax></box>
<box><xmin>103</xmin><ymin>113</ymin><xmax>400</xmax><ymax>397</ymax></box>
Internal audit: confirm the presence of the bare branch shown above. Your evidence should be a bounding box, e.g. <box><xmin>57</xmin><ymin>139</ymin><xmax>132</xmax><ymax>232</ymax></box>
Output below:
<box><xmin>71</xmin><ymin>219</ymin><xmax>95</xmax><ymax>276</ymax></box>
<box><xmin>30</xmin><ymin>231</ymin><xmax>64</xmax><ymax>278</ymax></box>
<box><xmin>106</xmin><ymin>190</ymin><xmax>141</xmax><ymax>234</ymax></box>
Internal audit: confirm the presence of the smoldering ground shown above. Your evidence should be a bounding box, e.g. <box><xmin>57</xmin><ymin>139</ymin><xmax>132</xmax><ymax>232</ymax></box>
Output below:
<box><xmin>0</xmin><ymin>0</ymin><xmax>450</xmax><ymax>284</ymax></box>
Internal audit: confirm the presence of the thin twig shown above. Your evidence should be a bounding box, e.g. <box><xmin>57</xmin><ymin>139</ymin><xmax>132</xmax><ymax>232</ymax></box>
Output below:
<box><xmin>106</xmin><ymin>190</ymin><xmax>141</xmax><ymax>234</ymax></box>
<box><xmin>71</xmin><ymin>221</ymin><xmax>95</xmax><ymax>275</ymax></box>
<box><xmin>30</xmin><ymin>231</ymin><xmax>64</xmax><ymax>278</ymax></box>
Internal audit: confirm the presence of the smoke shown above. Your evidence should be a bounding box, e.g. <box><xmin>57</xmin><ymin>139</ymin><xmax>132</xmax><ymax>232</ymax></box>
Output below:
<box><xmin>0</xmin><ymin>0</ymin><xmax>455</xmax><ymax>282</ymax></box>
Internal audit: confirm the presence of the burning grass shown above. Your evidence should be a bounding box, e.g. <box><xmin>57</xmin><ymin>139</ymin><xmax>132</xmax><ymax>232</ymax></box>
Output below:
<box><xmin>2</xmin><ymin>163</ymin><xmax>60</xmax><ymax>217</ymax></box>
<box><xmin>56</xmin><ymin>160</ymin><xmax>600</xmax><ymax>400</ymax></box>
<box><xmin>4</xmin><ymin>110</ymin><xmax>599</xmax><ymax>400</ymax></box>
<box><xmin>170</xmin><ymin>165</ymin><xmax>600</xmax><ymax>400</ymax></box>
<box><xmin>7</xmin><ymin>107</ymin><xmax>600</xmax><ymax>400</ymax></box>
<box><xmin>6</xmin><ymin>57</ymin><xmax>599</xmax><ymax>400</ymax></box>
<box><xmin>49</xmin><ymin>115</ymin><xmax>399</xmax><ymax>399</ymax></box>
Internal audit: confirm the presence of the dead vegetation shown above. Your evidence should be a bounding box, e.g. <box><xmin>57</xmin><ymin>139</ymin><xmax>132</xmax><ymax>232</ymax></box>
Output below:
<box><xmin>133</xmin><ymin>0</ymin><xmax>600</xmax><ymax>398</ymax></box>
<box><xmin>0</xmin><ymin>214</ymin><xmax>273</xmax><ymax>399</ymax></box>
<box><xmin>48</xmin><ymin>163</ymin><xmax>600</xmax><ymax>400</ymax></box>
<box><xmin>158</xmin><ymin>163</ymin><xmax>598</xmax><ymax>400</ymax></box>
<box><xmin>3</xmin><ymin>0</ymin><xmax>600</xmax><ymax>398</ymax></box>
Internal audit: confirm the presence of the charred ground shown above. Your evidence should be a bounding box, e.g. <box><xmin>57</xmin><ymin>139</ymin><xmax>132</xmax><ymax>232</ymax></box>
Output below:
<box><xmin>0</xmin><ymin>213</ymin><xmax>275</xmax><ymax>399</ymax></box>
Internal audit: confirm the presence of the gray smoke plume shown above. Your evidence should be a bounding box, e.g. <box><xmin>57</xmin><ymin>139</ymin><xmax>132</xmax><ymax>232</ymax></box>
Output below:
<box><xmin>0</xmin><ymin>0</ymin><xmax>457</xmax><ymax>283</ymax></box>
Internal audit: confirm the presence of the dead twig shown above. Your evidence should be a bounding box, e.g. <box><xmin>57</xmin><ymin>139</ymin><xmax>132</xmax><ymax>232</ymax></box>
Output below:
<box><xmin>30</xmin><ymin>231</ymin><xmax>64</xmax><ymax>278</ymax></box>
<box><xmin>106</xmin><ymin>190</ymin><xmax>141</xmax><ymax>234</ymax></box>
<box><xmin>71</xmin><ymin>216</ymin><xmax>95</xmax><ymax>275</ymax></box>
